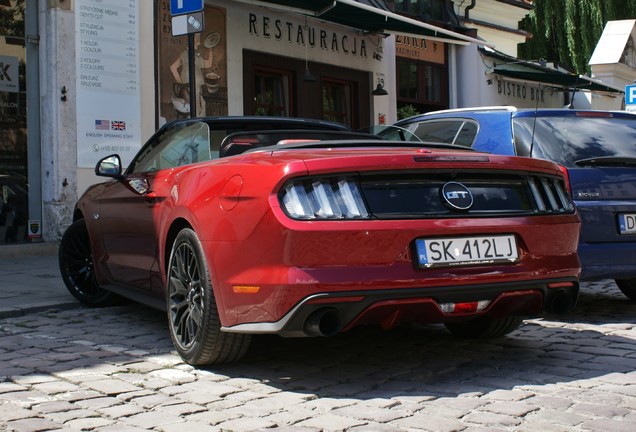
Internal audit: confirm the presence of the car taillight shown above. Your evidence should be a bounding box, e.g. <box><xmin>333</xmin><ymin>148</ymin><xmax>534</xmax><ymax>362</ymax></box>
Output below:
<box><xmin>558</xmin><ymin>164</ymin><xmax>572</xmax><ymax>194</ymax></box>
<box><xmin>280</xmin><ymin>177</ymin><xmax>370</xmax><ymax>220</ymax></box>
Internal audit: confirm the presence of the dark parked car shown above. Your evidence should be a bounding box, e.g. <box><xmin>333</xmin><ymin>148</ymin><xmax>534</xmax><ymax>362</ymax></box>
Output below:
<box><xmin>59</xmin><ymin>116</ymin><xmax>581</xmax><ymax>365</ymax></box>
<box><xmin>392</xmin><ymin>107</ymin><xmax>636</xmax><ymax>301</ymax></box>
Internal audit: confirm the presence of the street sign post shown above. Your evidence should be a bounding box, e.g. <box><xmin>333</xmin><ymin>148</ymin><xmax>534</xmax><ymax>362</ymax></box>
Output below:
<box><xmin>171</xmin><ymin>12</ymin><xmax>204</xmax><ymax>37</ymax></box>
<box><xmin>170</xmin><ymin>0</ymin><xmax>205</xmax><ymax>119</ymax></box>
<box><xmin>170</xmin><ymin>0</ymin><xmax>204</xmax><ymax>16</ymax></box>
<box><xmin>625</xmin><ymin>84</ymin><xmax>636</xmax><ymax>113</ymax></box>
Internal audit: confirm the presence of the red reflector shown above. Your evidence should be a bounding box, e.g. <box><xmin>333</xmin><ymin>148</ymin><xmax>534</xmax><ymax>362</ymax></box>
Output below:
<box><xmin>548</xmin><ymin>281</ymin><xmax>575</xmax><ymax>289</ymax></box>
<box><xmin>575</xmin><ymin>111</ymin><xmax>612</xmax><ymax>118</ymax></box>
<box><xmin>414</xmin><ymin>155</ymin><xmax>490</xmax><ymax>163</ymax></box>
<box><xmin>453</xmin><ymin>302</ymin><xmax>479</xmax><ymax>314</ymax></box>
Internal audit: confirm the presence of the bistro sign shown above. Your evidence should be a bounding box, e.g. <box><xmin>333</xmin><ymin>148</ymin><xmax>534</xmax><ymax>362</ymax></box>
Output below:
<box><xmin>248</xmin><ymin>13</ymin><xmax>371</xmax><ymax>59</ymax></box>
<box><xmin>496</xmin><ymin>77</ymin><xmax>546</xmax><ymax>103</ymax></box>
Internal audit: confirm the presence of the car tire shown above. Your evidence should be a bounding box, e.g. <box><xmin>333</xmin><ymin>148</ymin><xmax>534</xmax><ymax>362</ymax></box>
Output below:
<box><xmin>167</xmin><ymin>228</ymin><xmax>251</xmax><ymax>365</ymax></box>
<box><xmin>59</xmin><ymin>219</ymin><xmax>117</xmax><ymax>307</ymax></box>
<box><xmin>615</xmin><ymin>279</ymin><xmax>636</xmax><ymax>302</ymax></box>
<box><xmin>444</xmin><ymin>315</ymin><xmax>523</xmax><ymax>339</ymax></box>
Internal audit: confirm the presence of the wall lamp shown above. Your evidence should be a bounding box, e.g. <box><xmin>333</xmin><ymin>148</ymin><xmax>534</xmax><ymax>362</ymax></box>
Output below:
<box><xmin>372</xmin><ymin>83</ymin><xmax>388</xmax><ymax>96</ymax></box>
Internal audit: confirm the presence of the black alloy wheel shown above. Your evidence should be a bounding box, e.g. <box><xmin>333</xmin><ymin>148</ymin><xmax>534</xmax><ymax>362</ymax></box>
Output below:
<box><xmin>58</xmin><ymin>219</ymin><xmax>116</xmax><ymax>307</ymax></box>
<box><xmin>167</xmin><ymin>228</ymin><xmax>251</xmax><ymax>365</ymax></box>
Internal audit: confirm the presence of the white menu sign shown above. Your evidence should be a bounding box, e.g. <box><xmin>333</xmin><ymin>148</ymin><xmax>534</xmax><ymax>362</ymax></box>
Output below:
<box><xmin>75</xmin><ymin>0</ymin><xmax>141</xmax><ymax>168</ymax></box>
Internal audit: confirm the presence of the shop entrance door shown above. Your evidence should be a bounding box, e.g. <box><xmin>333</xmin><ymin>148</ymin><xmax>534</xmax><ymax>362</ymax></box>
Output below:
<box><xmin>0</xmin><ymin>0</ymin><xmax>29</xmax><ymax>244</ymax></box>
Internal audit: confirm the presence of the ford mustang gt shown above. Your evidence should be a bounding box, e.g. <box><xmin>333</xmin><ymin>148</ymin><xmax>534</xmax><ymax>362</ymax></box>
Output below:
<box><xmin>59</xmin><ymin>116</ymin><xmax>581</xmax><ymax>365</ymax></box>
<box><xmin>391</xmin><ymin>107</ymin><xmax>636</xmax><ymax>301</ymax></box>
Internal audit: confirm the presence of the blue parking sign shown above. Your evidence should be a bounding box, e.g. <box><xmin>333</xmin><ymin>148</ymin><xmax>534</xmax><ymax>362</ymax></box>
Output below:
<box><xmin>170</xmin><ymin>0</ymin><xmax>204</xmax><ymax>15</ymax></box>
<box><xmin>626</xmin><ymin>84</ymin><xmax>636</xmax><ymax>105</ymax></box>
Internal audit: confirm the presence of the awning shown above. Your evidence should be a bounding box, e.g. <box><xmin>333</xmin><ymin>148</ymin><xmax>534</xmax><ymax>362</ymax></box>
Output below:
<box><xmin>244</xmin><ymin>0</ymin><xmax>486</xmax><ymax>45</ymax></box>
<box><xmin>494</xmin><ymin>68</ymin><xmax>624</xmax><ymax>94</ymax></box>
<box><xmin>482</xmin><ymin>47</ymin><xmax>623</xmax><ymax>94</ymax></box>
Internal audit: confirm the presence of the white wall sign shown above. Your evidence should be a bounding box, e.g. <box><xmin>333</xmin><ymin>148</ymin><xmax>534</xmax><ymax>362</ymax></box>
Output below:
<box><xmin>0</xmin><ymin>55</ymin><xmax>19</xmax><ymax>93</ymax></box>
<box><xmin>75</xmin><ymin>0</ymin><xmax>141</xmax><ymax>168</ymax></box>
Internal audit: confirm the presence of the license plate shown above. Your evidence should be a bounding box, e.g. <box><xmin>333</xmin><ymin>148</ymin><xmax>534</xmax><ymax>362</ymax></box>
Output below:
<box><xmin>415</xmin><ymin>235</ymin><xmax>518</xmax><ymax>268</ymax></box>
<box><xmin>618</xmin><ymin>213</ymin><xmax>636</xmax><ymax>234</ymax></box>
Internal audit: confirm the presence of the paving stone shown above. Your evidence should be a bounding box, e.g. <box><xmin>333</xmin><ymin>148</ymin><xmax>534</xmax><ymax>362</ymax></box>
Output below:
<box><xmin>0</xmin><ymin>382</ymin><xmax>27</xmax><ymax>393</ymax></box>
<box><xmin>127</xmin><ymin>393</ymin><xmax>175</xmax><ymax>409</ymax></box>
<box><xmin>0</xmin><ymin>403</ymin><xmax>36</xmax><ymax>421</ymax></box>
<box><xmin>83</xmin><ymin>378</ymin><xmax>142</xmax><ymax>396</ymax></box>
<box><xmin>155</xmin><ymin>402</ymin><xmax>207</xmax><ymax>416</ymax></box>
<box><xmin>159</xmin><ymin>421</ymin><xmax>221</xmax><ymax>432</ymax></box>
<box><xmin>46</xmin><ymin>407</ymin><xmax>102</xmax><ymax>423</ymax></box>
<box><xmin>528</xmin><ymin>409</ymin><xmax>587</xmax><ymax>426</ymax></box>
<box><xmin>481</xmin><ymin>401</ymin><xmax>540</xmax><ymax>417</ymax></box>
<box><xmin>263</xmin><ymin>407</ymin><xmax>317</xmax><ymax>426</ymax></box>
<box><xmin>392</xmin><ymin>413</ymin><xmax>465</xmax><ymax>432</ymax></box>
<box><xmin>5</xmin><ymin>417</ymin><xmax>63</xmax><ymax>432</ymax></box>
<box><xmin>295</xmin><ymin>412</ymin><xmax>366</xmax><ymax>430</ymax></box>
<box><xmin>569</xmin><ymin>402</ymin><xmax>631</xmax><ymax>418</ymax></box>
<box><xmin>147</xmin><ymin>368</ymin><xmax>196</xmax><ymax>383</ymax></box>
<box><xmin>331</xmin><ymin>404</ymin><xmax>408</xmax><ymax>423</ymax></box>
<box><xmin>523</xmin><ymin>395</ymin><xmax>573</xmax><ymax>410</ymax></box>
<box><xmin>64</xmin><ymin>416</ymin><xmax>114</xmax><ymax>429</ymax></box>
<box><xmin>461</xmin><ymin>411</ymin><xmax>523</xmax><ymax>427</ymax></box>
<box><xmin>581</xmin><ymin>418</ymin><xmax>636</xmax><ymax>432</ymax></box>
<box><xmin>32</xmin><ymin>380</ymin><xmax>81</xmax><ymax>394</ymax></box>
<box><xmin>74</xmin><ymin>396</ymin><xmax>122</xmax><ymax>410</ymax></box>
<box><xmin>32</xmin><ymin>400</ymin><xmax>78</xmax><ymax>414</ymax></box>
<box><xmin>97</xmin><ymin>402</ymin><xmax>146</xmax><ymax>419</ymax></box>
<box><xmin>184</xmin><ymin>409</ymin><xmax>242</xmax><ymax>425</ymax></box>
<box><xmin>123</xmin><ymin>411</ymin><xmax>185</xmax><ymax>428</ymax></box>
<box><xmin>0</xmin><ymin>390</ymin><xmax>56</xmax><ymax>408</ymax></box>
<box><xmin>216</xmin><ymin>417</ymin><xmax>278</xmax><ymax>431</ymax></box>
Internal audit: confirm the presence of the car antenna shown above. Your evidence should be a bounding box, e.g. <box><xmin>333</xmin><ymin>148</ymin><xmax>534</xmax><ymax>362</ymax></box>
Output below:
<box><xmin>529</xmin><ymin>83</ymin><xmax>541</xmax><ymax>157</ymax></box>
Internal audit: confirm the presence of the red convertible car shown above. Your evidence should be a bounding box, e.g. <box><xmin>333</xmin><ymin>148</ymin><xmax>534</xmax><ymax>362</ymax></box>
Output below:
<box><xmin>59</xmin><ymin>116</ymin><xmax>581</xmax><ymax>365</ymax></box>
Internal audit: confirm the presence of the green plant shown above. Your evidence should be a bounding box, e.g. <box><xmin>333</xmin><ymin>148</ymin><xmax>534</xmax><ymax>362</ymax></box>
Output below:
<box><xmin>397</xmin><ymin>104</ymin><xmax>418</xmax><ymax>120</ymax></box>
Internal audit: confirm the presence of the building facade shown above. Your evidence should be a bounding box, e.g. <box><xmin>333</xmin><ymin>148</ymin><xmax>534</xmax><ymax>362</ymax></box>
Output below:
<box><xmin>1</xmin><ymin>0</ymin><xmax>625</xmax><ymax>247</ymax></box>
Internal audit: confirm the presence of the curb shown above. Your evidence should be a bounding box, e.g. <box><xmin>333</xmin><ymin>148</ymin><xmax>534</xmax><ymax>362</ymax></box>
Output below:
<box><xmin>0</xmin><ymin>242</ymin><xmax>58</xmax><ymax>259</ymax></box>
<box><xmin>0</xmin><ymin>301</ymin><xmax>82</xmax><ymax>320</ymax></box>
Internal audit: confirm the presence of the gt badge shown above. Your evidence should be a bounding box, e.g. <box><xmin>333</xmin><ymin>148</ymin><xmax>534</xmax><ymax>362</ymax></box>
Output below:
<box><xmin>441</xmin><ymin>182</ymin><xmax>473</xmax><ymax>211</ymax></box>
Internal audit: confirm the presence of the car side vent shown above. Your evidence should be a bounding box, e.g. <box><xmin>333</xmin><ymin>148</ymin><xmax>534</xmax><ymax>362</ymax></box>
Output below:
<box><xmin>527</xmin><ymin>176</ymin><xmax>574</xmax><ymax>214</ymax></box>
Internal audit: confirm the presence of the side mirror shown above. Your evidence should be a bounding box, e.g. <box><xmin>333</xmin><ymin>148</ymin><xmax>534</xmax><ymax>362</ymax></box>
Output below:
<box><xmin>95</xmin><ymin>154</ymin><xmax>122</xmax><ymax>178</ymax></box>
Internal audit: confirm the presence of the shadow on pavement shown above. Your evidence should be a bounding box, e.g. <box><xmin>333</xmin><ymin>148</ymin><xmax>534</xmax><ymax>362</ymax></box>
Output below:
<box><xmin>0</xmin><ymin>282</ymin><xmax>634</xmax><ymax>403</ymax></box>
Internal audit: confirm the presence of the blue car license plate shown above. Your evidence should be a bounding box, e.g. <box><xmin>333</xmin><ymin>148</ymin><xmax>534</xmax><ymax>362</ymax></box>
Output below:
<box><xmin>415</xmin><ymin>235</ymin><xmax>518</xmax><ymax>268</ymax></box>
<box><xmin>618</xmin><ymin>213</ymin><xmax>636</xmax><ymax>234</ymax></box>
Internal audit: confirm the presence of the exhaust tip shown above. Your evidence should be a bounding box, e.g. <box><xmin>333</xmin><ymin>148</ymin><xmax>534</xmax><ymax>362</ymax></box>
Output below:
<box><xmin>549</xmin><ymin>291</ymin><xmax>574</xmax><ymax>314</ymax></box>
<box><xmin>304</xmin><ymin>308</ymin><xmax>342</xmax><ymax>337</ymax></box>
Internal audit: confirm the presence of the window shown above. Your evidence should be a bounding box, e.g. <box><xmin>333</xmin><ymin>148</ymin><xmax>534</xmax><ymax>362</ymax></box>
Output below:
<box><xmin>254</xmin><ymin>69</ymin><xmax>291</xmax><ymax>116</ymax></box>
<box><xmin>407</xmin><ymin>120</ymin><xmax>478</xmax><ymax>147</ymax></box>
<box><xmin>129</xmin><ymin>122</ymin><xmax>211</xmax><ymax>173</ymax></box>
<box><xmin>394</xmin><ymin>0</ymin><xmax>446</xmax><ymax>20</ymax></box>
<box><xmin>397</xmin><ymin>58</ymin><xmax>448</xmax><ymax>112</ymax></box>
<box><xmin>322</xmin><ymin>79</ymin><xmax>353</xmax><ymax>126</ymax></box>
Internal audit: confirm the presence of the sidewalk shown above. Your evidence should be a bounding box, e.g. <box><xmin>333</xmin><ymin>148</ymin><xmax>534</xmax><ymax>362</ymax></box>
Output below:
<box><xmin>0</xmin><ymin>242</ymin><xmax>81</xmax><ymax>319</ymax></box>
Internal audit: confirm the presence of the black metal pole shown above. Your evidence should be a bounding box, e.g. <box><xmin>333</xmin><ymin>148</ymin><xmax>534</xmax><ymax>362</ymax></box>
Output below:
<box><xmin>188</xmin><ymin>32</ymin><xmax>196</xmax><ymax>117</ymax></box>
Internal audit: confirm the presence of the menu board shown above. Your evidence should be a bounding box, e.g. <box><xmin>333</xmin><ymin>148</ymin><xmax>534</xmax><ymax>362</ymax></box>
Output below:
<box><xmin>75</xmin><ymin>0</ymin><xmax>141</xmax><ymax>168</ymax></box>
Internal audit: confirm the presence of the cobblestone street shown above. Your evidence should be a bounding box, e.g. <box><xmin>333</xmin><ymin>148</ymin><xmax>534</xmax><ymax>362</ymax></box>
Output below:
<box><xmin>1</xmin><ymin>280</ymin><xmax>635</xmax><ymax>431</ymax></box>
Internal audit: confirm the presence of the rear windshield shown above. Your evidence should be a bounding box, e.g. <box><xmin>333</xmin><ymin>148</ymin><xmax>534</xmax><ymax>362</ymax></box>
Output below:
<box><xmin>513</xmin><ymin>115</ymin><xmax>636</xmax><ymax>167</ymax></box>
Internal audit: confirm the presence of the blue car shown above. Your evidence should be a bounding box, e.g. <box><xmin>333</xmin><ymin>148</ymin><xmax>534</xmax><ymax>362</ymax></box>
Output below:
<box><xmin>391</xmin><ymin>107</ymin><xmax>636</xmax><ymax>301</ymax></box>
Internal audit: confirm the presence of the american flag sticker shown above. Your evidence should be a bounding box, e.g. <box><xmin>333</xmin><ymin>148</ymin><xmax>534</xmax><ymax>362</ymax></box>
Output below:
<box><xmin>95</xmin><ymin>119</ymin><xmax>110</xmax><ymax>130</ymax></box>
<box><xmin>112</xmin><ymin>120</ymin><xmax>126</xmax><ymax>131</ymax></box>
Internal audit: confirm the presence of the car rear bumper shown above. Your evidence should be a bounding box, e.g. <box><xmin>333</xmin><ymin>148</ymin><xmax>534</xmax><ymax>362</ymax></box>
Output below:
<box><xmin>205</xmin><ymin>210</ymin><xmax>581</xmax><ymax>331</ymax></box>
<box><xmin>579</xmin><ymin>241</ymin><xmax>636</xmax><ymax>281</ymax></box>
<box><xmin>221</xmin><ymin>278</ymin><xmax>579</xmax><ymax>336</ymax></box>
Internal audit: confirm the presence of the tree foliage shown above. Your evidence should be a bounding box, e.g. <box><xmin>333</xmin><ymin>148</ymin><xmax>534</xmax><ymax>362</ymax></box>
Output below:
<box><xmin>0</xmin><ymin>0</ymin><xmax>24</xmax><ymax>37</ymax></box>
<box><xmin>518</xmin><ymin>0</ymin><xmax>636</xmax><ymax>74</ymax></box>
